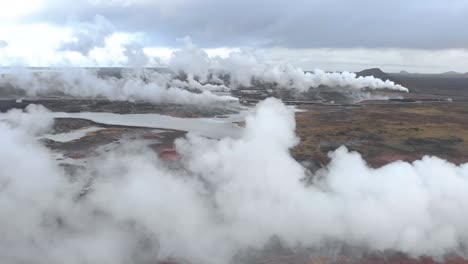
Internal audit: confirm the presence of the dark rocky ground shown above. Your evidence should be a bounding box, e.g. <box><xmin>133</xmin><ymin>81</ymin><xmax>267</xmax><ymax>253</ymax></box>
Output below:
<box><xmin>358</xmin><ymin>68</ymin><xmax>468</xmax><ymax>100</ymax></box>
<box><xmin>0</xmin><ymin>98</ymin><xmax>237</xmax><ymax>117</ymax></box>
<box><xmin>294</xmin><ymin>101</ymin><xmax>468</xmax><ymax>171</ymax></box>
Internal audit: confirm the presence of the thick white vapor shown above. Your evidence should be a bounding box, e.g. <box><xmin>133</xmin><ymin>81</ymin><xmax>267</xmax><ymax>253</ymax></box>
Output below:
<box><xmin>2</xmin><ymin>30</ymin><xmax>407</xmax><ymax>105</ymax></box>
<box><xmin>168</xmin><ymin>39</ymin><xmax>409</xmax><ymax>92</ymax></box>
<box><xmin>0</xmin><ymin>99</ymin><xmax>466</xmax><ymax>264</ymax></box>
<box><xmin>0</xmin><ymin>67</ymin><xmax>238</xmax><ymax>105</ymax></box>
<box><xmin>0</xmin><ymin>104</ymin><xmax>53</xmax><ymax>135</ymax></box>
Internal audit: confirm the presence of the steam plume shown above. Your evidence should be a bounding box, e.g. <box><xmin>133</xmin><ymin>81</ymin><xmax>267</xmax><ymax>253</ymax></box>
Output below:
<box><xmin>0</xmin><ymin>99</ymin><xmax>466</xmax><ymax>264</ymax></box>
<box><xmin>1</xmin><ymin>31</ymin><xmax>407</xmax><ymax>105</ymax></box>
<box><xmin>0</xmin><ymin>67</ymin><xmax>238</xmax><ymax>105</ymax></box>
<box><xmin>168</xmin><ymin>38</ymin><xmax>409</xmax><ymax>92</ymax></box>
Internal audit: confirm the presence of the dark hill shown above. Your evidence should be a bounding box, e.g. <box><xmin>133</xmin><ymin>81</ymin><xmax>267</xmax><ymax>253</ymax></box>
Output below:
<box><xmin>356</xmin><ymin>68</ymin><xmax>391</xmax><ymax>80</ymax></box>
<box><xmin>356</xmin><ymin>68</ymin><xmax>403</xmax><ymax>85</ymax></box>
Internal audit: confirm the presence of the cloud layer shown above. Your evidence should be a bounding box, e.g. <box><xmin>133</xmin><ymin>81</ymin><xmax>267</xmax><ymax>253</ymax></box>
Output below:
<box><xmin>29</xmin><ymin>0</ymin><xmax>468</xmax><ymax>49</ymax></box>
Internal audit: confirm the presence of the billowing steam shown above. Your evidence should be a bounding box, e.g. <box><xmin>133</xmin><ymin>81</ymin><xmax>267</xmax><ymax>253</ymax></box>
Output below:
<box><xmin>0</xmin><ymin>47</ymin><xmax>407</xmax><ymax>105</ymax></box>
<box><xmin>0</xmin><ymin>67</ymin><xmax>237</xmax><ymax>105</ymax></box>
<box><xmin>0</xmin><ymin>99</ymin><xmax>467</xmax><ymax>264</ymax></box>
<box><xmin>1</xmin><ymin>32</ymin><xmax>408</xmax><ymax>105</ymax></box>
<box><xmin>168</xmin><ymin>38</ymin><xmax>409</xmax><ymax>92</ymax></box>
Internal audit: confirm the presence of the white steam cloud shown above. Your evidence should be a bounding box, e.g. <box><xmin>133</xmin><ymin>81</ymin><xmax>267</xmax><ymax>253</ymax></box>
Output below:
<box><xmin>168</xmin><ymin>37</ymin><xmax>409</xmax><ymax>93</ymax></box>
<box><xmin>0</xmin><ymin>67</ymin><xmax>237</xmax><ymax>105</ymax></box>
<box><xmin>1</xmin><ymin>30</ymin><xmax>408</xmax><ymax>105</ymax></box>
<box><xmin>0</xmin><ymin>104</ymin><xmax>53</xmax><ymax>135</ymax></box>
<box><xmin>0</xmin><ymin>99</ymin><xmax>466</xmax><ymax>264</ymax></box>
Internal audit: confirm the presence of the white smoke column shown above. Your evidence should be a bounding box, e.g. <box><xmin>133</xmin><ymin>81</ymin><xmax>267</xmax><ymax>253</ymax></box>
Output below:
<box><xmin>168</xmin><ymin>36</ymin><xmax>212</xmax><ymax>82</ymax></box>
<box><xmin>171</xmin><ymin>74</ymin><xmax>229</xmax><ymax>92</ymax></box>
<box><xmin>0</xmin><ymin>67</ymin><xmax>238</xmax><ymax>105</ymax></box>
<box><xmin>174</xmin><ymin>98</ymin><xmax>468</xmax><ymax>260</ymax></box>
<box><xmin>0</xmin><ymin>106</ymin><xmax>69</xmax><ymax>263</ymax></box>
<box><xmin>169</xmin><ymin>39</ymin><xmax>409</xmax><ymax>92</ymax></box>
<box><xmin>0</xmin><ymin>104</ymin><xmax>53</xmax><ymax>134</ymax></box>
<box><xmin>60</xmin><ymin>15</ymin><xmax>114</xmax><ymax>55</ymax></box>
<box><xmin>88</xmin><ymin>98</ymin><xmax>468</xmax><ymax>262</ymax></box>
<box><xmin>0</xmin><ymin>67</ymin><xmax>39</xmax><ymax>93</ymax></box>
<box><xmin>216</xmin><ymin>54</ymin><xmax>409</xmax><ymax>92</ymax></box>
<box><xmin>1</xmin><ymin>100</ymin><xmax>467</xmax><ymax>264</ymax></box>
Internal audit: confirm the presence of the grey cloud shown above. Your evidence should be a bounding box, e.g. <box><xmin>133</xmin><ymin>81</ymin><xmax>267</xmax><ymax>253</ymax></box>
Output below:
<box><xmin>59</xmin><ymin>15</ymin><xmax>114</xmax><ymax>55</ymax></box>
<box><xmin>29</xmin><ymin>0</ymin><xmax>468</xmax><ymax>49</ymax></box>
<box><xmin>0</xmin><ymin>40</ymin><xmax>7</xmax><ymax>48</ymax></box>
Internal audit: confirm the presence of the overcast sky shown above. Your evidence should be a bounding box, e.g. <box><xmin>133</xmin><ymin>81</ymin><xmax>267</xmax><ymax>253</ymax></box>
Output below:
<box><xmin>1</xmin><ymin>0</ymin><xmax>468</xmax><ymax>72</ymax></box>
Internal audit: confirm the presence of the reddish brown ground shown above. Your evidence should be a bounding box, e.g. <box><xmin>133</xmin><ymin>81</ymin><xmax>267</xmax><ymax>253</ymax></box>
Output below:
<box><xmin>293</xmin><ymin>101</ymin><xmax>468</xmax><ymax>168</ymax></box>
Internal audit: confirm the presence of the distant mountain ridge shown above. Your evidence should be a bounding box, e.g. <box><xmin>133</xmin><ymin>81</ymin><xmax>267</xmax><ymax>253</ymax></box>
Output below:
<box><xmin>356</xmin><ymin>68</ymin><xmax>403</xmax><ymax>85</ymax></box>
<box><xmin>356</xmin><ymin>68</ymin><xmax>390</xmax><ymax>80</ymax></box>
